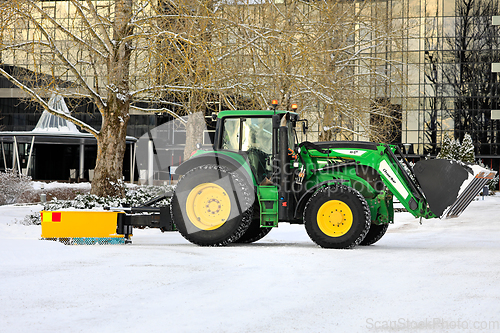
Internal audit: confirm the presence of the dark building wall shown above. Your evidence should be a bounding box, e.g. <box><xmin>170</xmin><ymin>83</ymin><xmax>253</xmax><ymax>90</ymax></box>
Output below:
<box><xmin>0</xmin><ymin>97</ymin><xmax>160</xmax><ymax>138</ymax></box>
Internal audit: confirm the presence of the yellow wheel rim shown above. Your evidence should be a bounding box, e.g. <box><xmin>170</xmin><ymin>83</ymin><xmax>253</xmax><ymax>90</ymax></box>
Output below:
<box><xmin>316</xmin><ymin>200</ymin><xmax>353</xmax><ymax>237</ymax></box>
<box><xmin>186</xmin><ymin>183</ymin><xmax>231</xmax><ymax>230</ymax></box>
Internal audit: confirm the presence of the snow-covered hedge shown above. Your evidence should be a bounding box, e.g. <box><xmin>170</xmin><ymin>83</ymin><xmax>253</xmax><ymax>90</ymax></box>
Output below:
<box><xmin>19</xmin><ymin>186</ymin><xmax>90</xmax><ymax>203</ymax></box>
<box><xmin>0</xmin><ymin>170</ymin><xmax>32</xmax><ymax>205</ymax></box>
<box><xmin>23</xmin><ymin>185</ymin><xmax>174</xmax><ymax>225</ymax></box>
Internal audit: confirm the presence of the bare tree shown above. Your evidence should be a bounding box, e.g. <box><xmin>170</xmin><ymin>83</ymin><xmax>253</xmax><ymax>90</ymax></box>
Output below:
<box><xmin>211</xmin><ymin>0</ymin><xmax>407</xmax><ymax>142</ymax></box>
<box><xmin>152</xmin><ymin>0</ymin><xmax>217</xmax><ymax>160</ymax></box>
<box><xmin>0</xmin><ymin>0</ymin><xmax>213</xmax><ymax>196</ymax></box>
<box><xmin>443</xmin><ymin>0</ymin><xmax>500</xmax><ymax>156</ymax></box>
<box><xmin>422</xmin><ymin>48</ymin><xmax>441</xmax><ymax>155</ymax></box>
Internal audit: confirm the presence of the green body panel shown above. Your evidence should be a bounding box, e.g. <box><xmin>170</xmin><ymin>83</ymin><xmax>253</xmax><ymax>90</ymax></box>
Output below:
<box><xmin>257</xmin><ymin>185</ymin><xmax>279</xmax><ymax>227</ymax></box>
<box><xmin>366</xmin><ymin>191</ymin><xmax>394</xmax><ymax>225</ymax></box>
<box><xmin>297</xmin><ymin>144</ymin><xmax>435</xmax><ymax>220</ymax></box>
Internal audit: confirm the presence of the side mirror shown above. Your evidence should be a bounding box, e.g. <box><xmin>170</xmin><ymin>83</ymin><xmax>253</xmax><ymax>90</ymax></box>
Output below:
<box><xmin>211</xmin><ymin>112</ymin><xmax>217</xmax><ymax>121</ymax></box>
<box><xmin>302</xmin><ymin>120</ymin><xmax>309</xmax><ymax>134</ymax></box>
<box><xmin>272</xmin><ymin>114</ymin><xmax>281</xmax><ymax>130</ymax></box>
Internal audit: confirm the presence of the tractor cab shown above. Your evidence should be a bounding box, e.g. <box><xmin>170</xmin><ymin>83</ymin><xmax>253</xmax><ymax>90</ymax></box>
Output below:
<box><xmin>213</xmin><ymin>110</ymin><xmax>298</xmax><ymax>184</ymax></box>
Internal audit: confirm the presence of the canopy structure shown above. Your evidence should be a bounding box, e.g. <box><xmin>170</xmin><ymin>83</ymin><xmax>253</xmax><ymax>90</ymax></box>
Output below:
<box><xmin>0</xmin><ymin>95</ymin><xmax>137</xmax><ymax>181</ymax></box>
<box><xmin>32</xmin><ymin>95</ymin><xmax>81</xmax><ymax>133</ymax></box>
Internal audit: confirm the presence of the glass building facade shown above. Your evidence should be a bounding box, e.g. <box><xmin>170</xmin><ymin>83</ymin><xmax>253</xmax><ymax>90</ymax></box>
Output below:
<box><xmin>390</xmin><ymin>0</ymin><xmax>500</xmax><ymax>170</ymax></box>
<box><xmin>1</xmin><ymin>0</ymin><xmax>499</xmax><ymax>172</ymax></box>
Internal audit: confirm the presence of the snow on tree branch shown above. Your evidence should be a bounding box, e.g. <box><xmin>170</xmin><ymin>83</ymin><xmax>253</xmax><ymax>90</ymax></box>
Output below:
<box><xmin>68</xmin><ymin>0</ymin><xmax>112</xmax><ymax>56</ymax></box>
<box><xmin>13</xmin><ymin>6</ymin><xmax>107</xmax><ymax>110</ymax></box>
<box><xmin>129</xmin><ymin>105</ymin><xmax>186</xmax><ymax>123</ymax></box>
<box><xmin>83</xmin><ymin>0</ymin><xmax>114</xmax><ymax>53</ymax></box>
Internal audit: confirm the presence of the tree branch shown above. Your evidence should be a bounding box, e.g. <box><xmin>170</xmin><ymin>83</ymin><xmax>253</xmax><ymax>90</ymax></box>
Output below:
<box><xmin>0</xmin><ymin>67</ymin><xmax>99</xmax><ymax>137</ymax></box>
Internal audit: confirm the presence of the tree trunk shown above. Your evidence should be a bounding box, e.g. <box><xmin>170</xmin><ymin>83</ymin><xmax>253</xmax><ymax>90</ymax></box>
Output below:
<box><xmin>184</xmin><ymin>111</ymin><xmax>205</xmax><ymax>161</ymax></box>
<box><xmin>90</xmin><ymin>0</ymin><xmax>133</xmax><ymax>198</ymax></box>
<box><xmin>319</xmin><ymin>130</ymin><xmax>334</xmax><ymax>142</ymax></box>
<box><xmin>183</xmin><ymin>90</ymin><xmax>206</xmax><ymax>160</ymax></box>
<box><xmin>91</xmin><ymin>103</ymin><xmax>130</xmax><ymax>197</ymax></box>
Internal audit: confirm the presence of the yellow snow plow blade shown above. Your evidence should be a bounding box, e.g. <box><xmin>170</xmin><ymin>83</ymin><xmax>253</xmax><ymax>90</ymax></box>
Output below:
<box><xmin>41</xmin><ymin>211</ymin><xmax>127</xmax><ymax>245</ymax></box>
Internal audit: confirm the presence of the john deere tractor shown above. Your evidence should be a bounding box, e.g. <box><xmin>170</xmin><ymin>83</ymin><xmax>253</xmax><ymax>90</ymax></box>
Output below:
<box><xmin>41</xmin><ymin>107</ymin><xmax>496</xmax><ymax>247</ymax></box>
<box><xmin>167</xmin><ymin>108</ymin><xmax>496</xmax><ymax>249</ymax></box>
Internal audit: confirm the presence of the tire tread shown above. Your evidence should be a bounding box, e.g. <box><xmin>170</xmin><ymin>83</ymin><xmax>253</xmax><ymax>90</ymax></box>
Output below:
<box><xmin>171</xmin><ymin>165</ymin><xmax>253</xmax><ymax>246</ymax></box>
<box><xmin>303</xmin><ymin>184</ymin><xmax>371</xmax><ymax>249</ymax></box>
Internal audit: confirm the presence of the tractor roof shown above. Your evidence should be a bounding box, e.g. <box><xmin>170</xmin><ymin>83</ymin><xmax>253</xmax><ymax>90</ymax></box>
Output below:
<box><xmin>217</xmin><ymin>110</ymin><xmax>298</xmax><ymax>118</ymax></box>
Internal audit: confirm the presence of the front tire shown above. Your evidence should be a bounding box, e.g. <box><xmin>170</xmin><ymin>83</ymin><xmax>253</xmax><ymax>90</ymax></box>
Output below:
<box><xmin>171</xmin><ymin>165</ymin><xmax>254</xmax><ymax>246</ymax></box>
<box><xmin>304</xmin><ymin>184</ymin><xmax>371</xmax><ymax>249</ymax></box>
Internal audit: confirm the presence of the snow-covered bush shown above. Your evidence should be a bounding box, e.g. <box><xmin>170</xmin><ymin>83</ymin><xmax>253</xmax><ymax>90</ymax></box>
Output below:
<box><xmin>42</xmin><ymin>185</ymin><xmax>173</xmax><ymax>210</ymax></box>
<box><xmin>24</xmin><ymin>184</ymin><xmax>175</xmax><ymax>225</ymax></box>
<box><xmin>125</xmin><ymin>185</ymin><xmax>173</xmax><ymax>207</ymax></box>
<box><xmin>438</xmin><ymin>134</ymin><xmax>497</xmax><ymax>193</ymax></box>
<box><xmin>437</xmin><ymin>133</ymin><xmax>474</xmax><ymax>162</ymax></box>
<box><xmin>477</xmin><ymin>160</ymin><xmax>499</xmax><ymax>193</ymax></box>
<box><xmin>0</xmin><ymin>170</ymin><xmax>32</xmax><ymax>205</ymax></box>
<box><xmin>488</xmin><ymin>175</ymin><xmax>499</xmax><ymax>192</ymax></box>
<box><xmin>459</xmin><ymin>134</ymin><xmax>475</xmax><ymax>164</ymax></box>
<box><xmin>21</xmin><ymin>211</ymin><xmax>44</xmax><ymax>226</ymax></box>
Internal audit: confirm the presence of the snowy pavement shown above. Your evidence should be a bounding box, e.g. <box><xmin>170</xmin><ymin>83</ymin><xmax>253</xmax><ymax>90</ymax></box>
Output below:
<box><xmin>1</xmin><ymin>196</ymin><xmax>500</xmax><ymax>332</ymax></box>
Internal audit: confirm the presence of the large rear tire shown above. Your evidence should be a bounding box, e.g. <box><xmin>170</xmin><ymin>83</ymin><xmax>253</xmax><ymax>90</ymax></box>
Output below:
<box><xmin>304</xmin><ymin>184</ymin><xmax>371</xmax><ymax>249</ymax></box>
<box><xmin>235</xmin><ymin>202</ymin><xmax>272</xmax><ymax>243</ymax></box>
<box><xmin>235</xmin><ymin>219</ymin><xmax>272</xmax><ymax>243</ymax></box>
<box><xmin>171</xmin><ymin>165</ymin><xmax>254</xmax><ymax>246</ymax></box>
<box><xmin>359</xmin><ymin>223</ymin><xmax>389</xmax><ymax>246</ymax></box>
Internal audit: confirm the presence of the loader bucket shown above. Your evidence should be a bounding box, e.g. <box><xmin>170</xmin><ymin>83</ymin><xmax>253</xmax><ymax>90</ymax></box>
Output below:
<box><xmin>413</xmin><ymin>160</ymin><xmax>496</xmax><ymax>218</ymax></box>
<box><xmin>443</xmin><ymin>168</ymin><xmax>497</xmax><ymax>218</ymax></box>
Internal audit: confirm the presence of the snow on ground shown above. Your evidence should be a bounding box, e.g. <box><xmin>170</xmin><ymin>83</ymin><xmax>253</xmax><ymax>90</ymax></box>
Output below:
<box><xmin>31</xmin><ymin>181</ymin><xmax>91</xmax><ymax>191</ymax></box>
<box><xmin>31</xmin><ymin>181</ymin><xmax>138</xmax><ymax>191</ymax></box>
<box><xmin>1</xmin><ymin>196</ymin><xmax>500</xmax><ymax>332</ymax></box>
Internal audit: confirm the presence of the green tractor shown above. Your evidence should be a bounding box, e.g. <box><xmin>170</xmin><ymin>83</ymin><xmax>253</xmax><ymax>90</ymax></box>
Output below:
<box><xmin>168</xmin><ymin>108</ymin><xmax>496</xmax><ymax>249</ymax></box>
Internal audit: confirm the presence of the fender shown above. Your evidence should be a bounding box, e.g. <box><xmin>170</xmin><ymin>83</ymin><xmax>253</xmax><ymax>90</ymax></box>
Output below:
<box><xmin>175</xmin><ymin>152</ymin><xmax>256</xmax><ymax>186</ymax></box>
<box><xmin>293</xmin><ymin>180</ymin><xmax>348</xmax><ymax>220</ymax></box>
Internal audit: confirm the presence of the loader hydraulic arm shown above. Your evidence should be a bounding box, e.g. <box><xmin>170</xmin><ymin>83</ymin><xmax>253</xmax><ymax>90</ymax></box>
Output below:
<box><xmin>380</xmin><ymin>145</ymin><xmax>434</xmax><ymax>219</ymax></box>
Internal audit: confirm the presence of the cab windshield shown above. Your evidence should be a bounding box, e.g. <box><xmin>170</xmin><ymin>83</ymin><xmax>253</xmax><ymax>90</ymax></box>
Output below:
<box><xmin>220</xmin><ymin>116</ymin><xmax>273</xmax><ymax>183</ymax></box>
<box><xmin>221</xmin><ymin>117</ymin><xmax>273</xmax><ymax>154</ymax></box>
